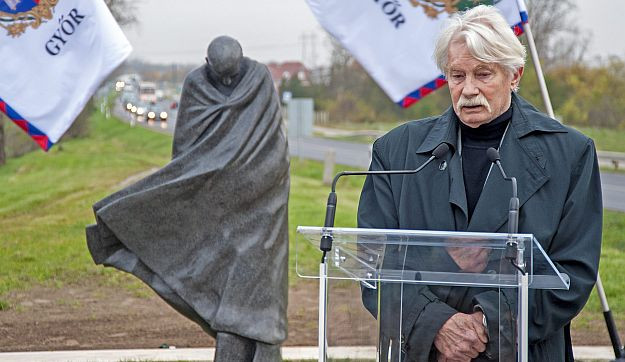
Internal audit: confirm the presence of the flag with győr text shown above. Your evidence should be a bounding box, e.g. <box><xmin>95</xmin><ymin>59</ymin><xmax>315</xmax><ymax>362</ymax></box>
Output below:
<box><xmin>305</xmin><ymin>0</ymin><xmax>528</xmax><ymax>108</ymax></box>
<box><xmin>0</xmin><ymin>0</ymin><xmax>131</xmax><ymax>150</ymax></box>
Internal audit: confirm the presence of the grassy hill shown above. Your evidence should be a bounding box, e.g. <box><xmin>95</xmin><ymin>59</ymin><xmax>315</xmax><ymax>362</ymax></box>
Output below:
<box><xmin>0</xmin><ymin>109</ymin><xmax>622</xmax><ymax>343</ymax></box>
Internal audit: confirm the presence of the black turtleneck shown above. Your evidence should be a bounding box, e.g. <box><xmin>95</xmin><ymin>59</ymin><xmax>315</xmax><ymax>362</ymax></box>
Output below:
<box><xmin>459</xmin><ymin>105</ymin><xmax>512</xmax><ymax>220</ymax></box>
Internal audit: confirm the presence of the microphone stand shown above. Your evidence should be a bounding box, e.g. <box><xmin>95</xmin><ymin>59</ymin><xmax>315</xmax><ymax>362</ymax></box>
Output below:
<box><xmin>487</xmin><ymin>147</ymin><xmax>528</xmax><ymax>362</ymax></box>
<box><xmin>316</xmin><ymin>143</ymin><xmax>449</xmax><ymax>362</ymax></box>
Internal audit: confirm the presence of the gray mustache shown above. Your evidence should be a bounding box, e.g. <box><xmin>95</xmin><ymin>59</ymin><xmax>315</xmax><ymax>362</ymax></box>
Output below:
<box><xmin>457</xmin><ymin>94</ymin><xmax>492</xmax><ymax>113</ymax></box>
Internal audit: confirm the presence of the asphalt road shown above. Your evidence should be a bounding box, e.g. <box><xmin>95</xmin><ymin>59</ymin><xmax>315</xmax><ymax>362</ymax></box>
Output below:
<box><xmin>601</xmin><ymin>173</ymin><xmax>625</xmax><ymax>212</ymax></box>
<box><xmin>289</xmin><ymin>135</ymin><xmax>372</xmax><ymax>169</ymax></box>
<box><xmin>290</xmin><ymin>135</ymin><xmax>625</xmax><ymax>212</ymax></box>
<box><xmin>115</xmin><ymin>101</ymin><xmax>177</xmax><ymax>134</ymax></box>
<box><xmin>117</xmin><ymin>105</ymin><xmax>625</xmax><ymax>212</ymax></box>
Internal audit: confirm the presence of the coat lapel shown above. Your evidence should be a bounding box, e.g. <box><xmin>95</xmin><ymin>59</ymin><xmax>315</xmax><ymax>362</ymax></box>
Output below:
<box><xmin>415</xmin><ymin>108</ymin><xmax>469</xmax><ymax>230</ymax></box>
<box><xmin>448</xmin><ymin>149</ymin><xmax>469</xmax><ymax>230</ymax></box>
<box><xmin>467</xmin><ymin>95</ymin><xmax>551</xmax><ymax>233</ymax></box>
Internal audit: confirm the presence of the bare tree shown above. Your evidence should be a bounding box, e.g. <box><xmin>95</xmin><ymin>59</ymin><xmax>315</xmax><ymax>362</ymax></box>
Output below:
<box><xmin>525</xmin><ymin>0</ymin><xmax>590</xmax><ymax>68</ymax></box>
<box><xmin>103</xmin><ymin>0</ymin><xmax>138</xmax><ymax>27</ymax></box>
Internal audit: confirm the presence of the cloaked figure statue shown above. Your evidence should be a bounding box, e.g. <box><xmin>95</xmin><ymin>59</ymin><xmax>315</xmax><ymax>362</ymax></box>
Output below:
<box><xmin>86</xmin><ymin>36</ymin><xmax>289</xmax><ymax>361</ymax></box>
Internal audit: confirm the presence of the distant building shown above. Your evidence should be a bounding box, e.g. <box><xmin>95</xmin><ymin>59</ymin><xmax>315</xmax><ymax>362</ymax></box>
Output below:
<box><xmin>266</xmin><ymin>61</ymin><xmax>311</xmax><ymax>90</ymax></box>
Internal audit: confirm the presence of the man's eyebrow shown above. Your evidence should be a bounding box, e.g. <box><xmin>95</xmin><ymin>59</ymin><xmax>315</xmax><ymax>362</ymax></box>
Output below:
<box><xmin>475</xmin><ymin>64</ymin><xmax>496</xmax><ymax>72</ymax></box>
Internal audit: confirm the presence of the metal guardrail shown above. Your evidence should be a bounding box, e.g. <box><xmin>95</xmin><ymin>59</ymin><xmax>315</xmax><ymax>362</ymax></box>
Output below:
<box><xmin>598</xmin><ymin>151</ymin><xmax>625</xmax><ymax>170</ymax></box>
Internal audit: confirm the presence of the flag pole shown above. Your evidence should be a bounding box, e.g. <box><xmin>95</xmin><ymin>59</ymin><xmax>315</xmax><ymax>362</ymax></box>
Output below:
<box><xmin>518</xmin><ymin>2</ymin><xmax>625</xmax><ymax>361</ymax></box>
<box><xmin>519</xmin><ymin>14</ymin><xmax>555</xmax><ymax>119</ymax></box>
<box><xmin>596</xmin><ymin>273</ymin><xmax>625</xmax><ymax>361</ymax></box>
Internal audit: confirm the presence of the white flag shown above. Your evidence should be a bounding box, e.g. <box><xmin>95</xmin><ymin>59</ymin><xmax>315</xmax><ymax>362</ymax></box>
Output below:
<box><xmin>306</xmin><ymin>0</ymin><xmax>527</xmax><ymax>107</ymax></box>
<box><xmin>0</xmin><ymin>0</ymin><xmax>132</xmax><ymax>150</ymax></box>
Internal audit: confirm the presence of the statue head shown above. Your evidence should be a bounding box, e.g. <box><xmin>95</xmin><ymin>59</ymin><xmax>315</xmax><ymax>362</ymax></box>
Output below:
<box><xmin>206</xmin><ymin>36</ymin><xmax>243</xmax><ymax>86</ymax></box>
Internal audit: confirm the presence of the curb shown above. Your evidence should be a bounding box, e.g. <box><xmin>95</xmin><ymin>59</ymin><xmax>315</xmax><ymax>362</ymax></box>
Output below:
<box><xmin>0</xmin><ymin>346</ymin><xmax>616</xmax><ymax>361</ymax></box>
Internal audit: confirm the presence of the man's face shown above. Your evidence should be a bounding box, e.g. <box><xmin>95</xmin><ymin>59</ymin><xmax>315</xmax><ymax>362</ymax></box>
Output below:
<box><xmin>447</xmin><ymin>41</ymin><xmax>522</xmax><ymax>128</ymax></box>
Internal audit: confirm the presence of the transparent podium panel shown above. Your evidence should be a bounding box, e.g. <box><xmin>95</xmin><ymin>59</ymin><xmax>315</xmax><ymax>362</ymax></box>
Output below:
<box><xmin>326</xmin><ymin>279</ymin><xmax>377</xmax><ymax>354</ymax></box>
<box><xmin>296</xmin><ymin>227</ymin><xmax>569</xmax><ymax>289</ymax></box>
<box><xmin>372</xmin><ymin>281</ymin><xmax>520</xmax><ymax>361</ymax></box>
<box><xmin>296</xmin><ymin>227</ymin><xmax>570</xmax><ymax>362</ymax></box>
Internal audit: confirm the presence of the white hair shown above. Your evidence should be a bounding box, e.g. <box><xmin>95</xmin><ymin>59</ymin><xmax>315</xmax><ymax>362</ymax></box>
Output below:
<box><xmin>434</xmin><ymin>5</ymin><xmax>526</xmax><ymax>76</ymax></box>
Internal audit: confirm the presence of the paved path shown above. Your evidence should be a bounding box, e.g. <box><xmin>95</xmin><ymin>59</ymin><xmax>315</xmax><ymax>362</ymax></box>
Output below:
<box><xmin>0</xmin><ymin>346</ymin><xmax>616</xmax><ymax>361</ymax></box>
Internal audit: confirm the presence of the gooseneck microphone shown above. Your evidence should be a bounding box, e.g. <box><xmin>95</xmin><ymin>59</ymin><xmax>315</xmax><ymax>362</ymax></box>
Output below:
<box><xmin>319</xmin><ymin>142</ymin><xmax>450</xmax><ymax>262</ymax></box>
<box><xmin>486</xmin><ymin>147</ymin><xmax>519</xmax><ymax>234</ymax></box>
<box><xmin>486</xmin><ymin>147</ymin><xmax>525</xmax><ymax>274</ymax></box>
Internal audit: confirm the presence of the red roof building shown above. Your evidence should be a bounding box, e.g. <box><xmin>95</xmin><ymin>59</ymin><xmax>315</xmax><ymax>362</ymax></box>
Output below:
<box><xmin>266</xmin><ymin>61</ymin><xmax>311</xmax><ymax>90</ymax></box>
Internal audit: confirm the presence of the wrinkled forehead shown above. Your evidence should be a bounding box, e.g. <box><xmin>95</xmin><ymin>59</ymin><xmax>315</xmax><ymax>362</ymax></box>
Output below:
<box><xmin>447</xmin><ymin>40</ymin><xmax>501</xmax><ymax>73</ymax></box>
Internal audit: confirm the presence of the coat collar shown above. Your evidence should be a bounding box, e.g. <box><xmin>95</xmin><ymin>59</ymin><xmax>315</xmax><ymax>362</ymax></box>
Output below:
<box><xmin>415</xmin><ymin>93</ymin><xmax>567</xmax><ymax>154</ymax></box>
<box><xmin>415</xmin><ymin>93</ymin><xmax>568</xmax><ymax>232</ymax></box>
<box><xmin>415</xmin><ymin>106</ymin><xmax>458</xmax><ymax>155</ymax></box>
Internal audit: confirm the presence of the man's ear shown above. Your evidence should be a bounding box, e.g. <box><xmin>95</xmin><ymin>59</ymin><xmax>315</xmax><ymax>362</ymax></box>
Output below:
<box><xmin>512</xmin><ymin>66</ymin><xmax>524</xmax><ymax>90</ymax></box>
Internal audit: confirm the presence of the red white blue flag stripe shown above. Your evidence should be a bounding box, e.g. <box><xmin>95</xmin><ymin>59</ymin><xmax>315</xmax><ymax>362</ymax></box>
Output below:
<box><xmin>0</xmin><ymin>0</ymin><xmax>131</xmax><ymax>151</ymax></box>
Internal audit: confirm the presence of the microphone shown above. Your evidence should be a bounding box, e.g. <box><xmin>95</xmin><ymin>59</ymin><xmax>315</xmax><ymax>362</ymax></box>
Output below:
<box><xmin>486</xmin><ymin>147</ymin><xmax>519</xmax><ymax>234</ymax></box>
<box><xmin>319</xmin><ymin>142</ymin><xmax>451</xmax><ymax>262</ymax></box>
<box><xmin>486</xmin><ymin>147</ymin><xmax>524</xmax><ymax>273</ymax></box>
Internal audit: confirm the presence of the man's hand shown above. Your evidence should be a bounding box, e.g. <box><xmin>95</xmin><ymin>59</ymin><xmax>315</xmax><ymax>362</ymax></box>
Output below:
<box><xmin>434</xmin><ymin>312</ymin><xmax>488</xmax><ymax>362</ymax></box>
<box><xmin>447</xmin><ymin>246</ymin><xmax>489</xmax><ymax>273</ymax></box>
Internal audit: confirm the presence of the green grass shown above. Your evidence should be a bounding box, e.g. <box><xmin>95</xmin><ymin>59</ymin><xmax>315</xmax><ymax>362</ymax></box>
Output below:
<box><xmin>574</xmin><ymin>126</ymin><xmax>625</xmax><ymax>153</ymax></box>
<box><xmin>0</xmin><ymin>110</ymin><xmax>172</xmax><ymax>301</ymax></box>
<box><xmin>288</xmin><ymin>158</ymin><xmax>365</xmax><ymax>285</ymax></box>
<box><xmin>0</xmin><ymin>109</ymin><xmax>365</xmax><ymax>304</ymax></box>
<box><xmin>573</xmin><ymin>210</ymin><xmax>625</xmax><ymax>329</ymax></box>
<box><xmin>0</xmin><ymin>109</ymin><xmax>623</xmax><ymax>340</ymax></box>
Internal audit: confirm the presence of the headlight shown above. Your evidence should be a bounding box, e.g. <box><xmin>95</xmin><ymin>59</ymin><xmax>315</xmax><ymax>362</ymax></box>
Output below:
<box><xmin>131</xmin><ymin>106</ymin><xmax>137</xmax><ymax>113</ymax></box>
<box><xmin>147</xmin><ymin>111</ymin><xmax>156</xmax><ymax>119</ymax></box>
<box><xmin>137</xmin><ymin>107</ymin><xmax>145</xmax><ymax>116</ymax></box>
<box><xmin>160</xmin><ymin>111</ymin><xmax>168</xmax><ymax>120</ymax></box>
<box><xmin>126</xmin><ymin>103</ymin><xmax>132</xmax><ymax>110</ymax></box>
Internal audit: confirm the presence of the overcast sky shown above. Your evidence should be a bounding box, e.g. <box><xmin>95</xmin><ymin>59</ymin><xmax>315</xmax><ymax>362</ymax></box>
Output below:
<box><xmin>123</xmin><ymin>0</ymin><xmax>625</xmax><ymax>67</ymax></box>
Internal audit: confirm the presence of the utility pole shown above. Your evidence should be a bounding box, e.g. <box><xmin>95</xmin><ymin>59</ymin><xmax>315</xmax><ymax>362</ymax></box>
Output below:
<box><xmin>300</xmin><ymin>32</ymin><xmax>308</xmax><ymax>66</ymax></box>
<box><xmin>311</xmin><ymin>32</ymin><xmax>318</xmax><ymax>69</ymax></box>
<box><xmin>301</xmin><ymin>31</ymin><xmax>321</xmax><ymax>68</ymax></box>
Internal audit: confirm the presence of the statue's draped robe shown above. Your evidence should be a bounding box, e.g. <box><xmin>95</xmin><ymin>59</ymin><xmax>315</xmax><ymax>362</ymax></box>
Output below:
<box><xmin>86</xmin><ymin>60</ymin><xmax>290</xmax><ymax>352</ymax></box>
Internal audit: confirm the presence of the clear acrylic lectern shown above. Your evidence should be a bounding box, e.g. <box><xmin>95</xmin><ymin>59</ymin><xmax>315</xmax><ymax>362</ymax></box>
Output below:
<box><xmin>296</xmin><ymin>226</ymin><xmax>569</xmax><ymax>362</ymax></box>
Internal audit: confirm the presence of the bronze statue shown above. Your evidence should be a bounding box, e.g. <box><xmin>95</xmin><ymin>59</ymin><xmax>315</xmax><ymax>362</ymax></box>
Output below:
<box><xmin>87</xmin><ymin>36</ymin><xmax>289</xmax><ymax>361</ymax></box>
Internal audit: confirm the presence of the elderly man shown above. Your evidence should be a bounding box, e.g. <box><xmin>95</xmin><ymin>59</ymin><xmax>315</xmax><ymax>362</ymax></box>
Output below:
<box><xmin>358</xmin><ymin>5</ymin><xmax>602</xmax><ymax>362</ymax></box>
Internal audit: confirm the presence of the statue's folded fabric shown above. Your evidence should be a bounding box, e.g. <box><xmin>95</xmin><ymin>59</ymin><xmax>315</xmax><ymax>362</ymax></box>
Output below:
<box><xmin>86</xmin><ymin>59</ymin><xmax>289</xmax><ymax>346</ymax></box>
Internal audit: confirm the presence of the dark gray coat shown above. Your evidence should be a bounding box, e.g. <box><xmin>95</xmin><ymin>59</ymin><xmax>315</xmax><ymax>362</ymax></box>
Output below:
<box><xmin>358</xmin><ymin>93</ymin><xmax>602</xmax><ymax>361</ymax></box>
